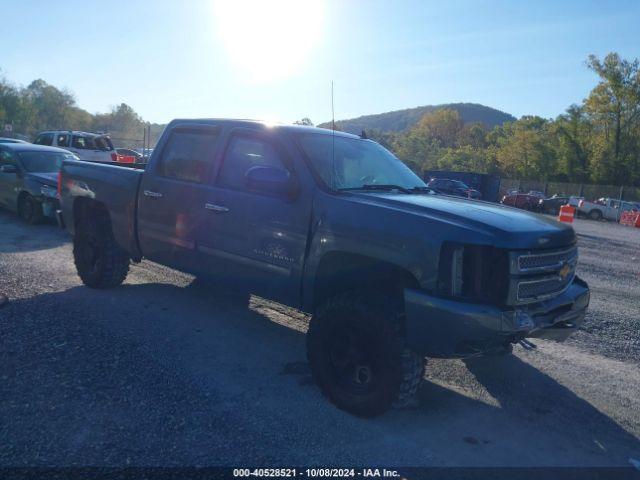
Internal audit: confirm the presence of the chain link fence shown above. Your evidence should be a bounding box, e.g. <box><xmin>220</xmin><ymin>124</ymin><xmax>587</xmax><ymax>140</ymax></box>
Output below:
<box><xmin>499</xmin><ymin>179</ymin><xmax>640</xmax><ymax>202</ymax></box>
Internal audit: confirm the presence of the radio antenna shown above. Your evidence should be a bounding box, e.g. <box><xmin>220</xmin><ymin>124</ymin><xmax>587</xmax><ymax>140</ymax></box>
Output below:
<box><xmin>331</xmin><ymin>81</ymin><xmax>336</xmax><ymax>187</ymax></box>
<box><xmin>331</xmin><ymin>81</ymin><xmax>335</xmax><ymax>131</ymax></box>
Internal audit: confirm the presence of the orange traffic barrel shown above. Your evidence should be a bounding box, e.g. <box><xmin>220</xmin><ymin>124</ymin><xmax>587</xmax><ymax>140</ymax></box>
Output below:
<box><xmin>558</xmin><ymin>205</ymin><xmax>575</xmax><ymax>223</ymax></box>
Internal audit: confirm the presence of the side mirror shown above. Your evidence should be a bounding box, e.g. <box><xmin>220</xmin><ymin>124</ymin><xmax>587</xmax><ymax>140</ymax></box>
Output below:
<box><xmin>0</xmin><ymin>164</ymin><xmax>18</xmax><ymax>174</ymax></box>
<box><xmin>245</xmin><ymin>165</ymin><xmax>296</xmax><ymax>198</ymax></box>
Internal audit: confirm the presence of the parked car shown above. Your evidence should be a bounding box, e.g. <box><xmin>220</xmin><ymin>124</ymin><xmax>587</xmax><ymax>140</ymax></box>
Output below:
<box><xmin>34</xmin><ymin>131</ymin><xmax>118</xmax><ymax>163</ymax></box>
<box><xmin>135</xmin><ymin>148</ymin><xmax>154</xmax><ymax>160</ymax></box>
<box><xmin>577</xmin><ymin>197</ymin><xmax>639</xmax><ymax>221</ymax></box>
<box><xmin>568</xmin><ymin>196</ymin><xmax>583</xmax><ymax>207</ymax></box>
<box><xmin>426</xmin><ymin>178</ymin><xmax>481</xmax><ymax>199</ymax></box>
<box><xmin>538</xmin><ymin>195</ymin><xmax>570</xmax><ymax>215</ymax></box>
<box><xmin>501</xmin><ymin>193</ymin><xmax>540</xmax><ymax>211</ymax></box>
<box><xmin>0</xmin><ymin>142</ymin><xmax>78</xmax><ymax>223</ymax></box>
<box><xmin>116</xmin><ymin>148</ymin><xmax>143</xmax><ymax>159</ymax></box>
<box><xmin>424</xmin><ymin>171</ymin><xmax>500</xmax><ymax>202</ymax></box>
<box><xmin>527</xmin><ymin>190</ymin><xmax>546</xmax><ymax>199</ymax></box>
<box><xmin>58</xmin><ymin>119</ymin><xmax>589</xmax><ymax>417</ymax></box>
<box><xmin>0</xmin><ymin>137</ymin><xmax>29</xmax><ymax>144</ymax></box>
<box><xmin>116</xmin><ymin>148</ymin><xmax>144</xmax><ymax>164</ymax></box>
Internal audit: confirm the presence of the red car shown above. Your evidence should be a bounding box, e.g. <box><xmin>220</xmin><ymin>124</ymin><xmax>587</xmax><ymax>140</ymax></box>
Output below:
<box><xmin>501</xmin><ymin>193</ymin><xmax>540</xmax><ymax>211</ymax></box>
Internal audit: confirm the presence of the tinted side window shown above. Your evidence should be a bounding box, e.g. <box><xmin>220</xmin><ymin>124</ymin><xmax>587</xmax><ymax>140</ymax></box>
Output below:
<box><xmin>72</xmin><ymin>135</ymin><xmax>88</xmax><ymax>149</ymax></box>
<box><xmin>57</xmin><ymin>134</ymin><xmax>69</xmax><ymax>147</ymax></box>
<box><xmin>218</xmin><ymin>136</ymin><xmax>286</xmax><ymax>190</ymax></box>
<box><xmin>35</xmin><ymin>133</ymin><xmax>53</xmax><ymax>146</ymax></box>
<box><xmin>157</xmin><ymin>130</ymin><xmax>219</xmax><ymax>183</ymax></box>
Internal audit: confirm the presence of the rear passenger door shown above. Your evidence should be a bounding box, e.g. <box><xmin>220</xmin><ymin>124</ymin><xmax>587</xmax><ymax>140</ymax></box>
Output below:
<box><xmin>67</xmin><ymin>134</ymin><xmax>91</xmax><ymax>161</ymax></box>
<box><xmin>137</xmin><ymin>125</ymin><xmax>221</xmax><ymax>272</ymax></box>
<box><xmin>196</xmin><ymin>129</ymin><xmax>312</xmax><ymax>305</ymax></box>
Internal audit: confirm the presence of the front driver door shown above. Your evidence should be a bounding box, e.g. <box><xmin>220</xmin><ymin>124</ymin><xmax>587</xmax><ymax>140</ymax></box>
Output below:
<box><xmin>196</xmin><ymin>129</ymin><xmax>312</xmax><ymax>306</ymax></box>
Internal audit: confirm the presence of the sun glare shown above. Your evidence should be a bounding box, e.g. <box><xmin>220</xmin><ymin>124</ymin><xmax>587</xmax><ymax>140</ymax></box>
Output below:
<box><xmin>213</xmin><ymin>0</ymin><xmax>324</xmax><ymax>83</ymax></box>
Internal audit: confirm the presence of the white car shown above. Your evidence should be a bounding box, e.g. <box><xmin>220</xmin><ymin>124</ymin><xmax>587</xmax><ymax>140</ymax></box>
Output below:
<box><xmin>34</xmin><ymin>131</ymin><xmax>118</xmax><ymax>162</ymax></box>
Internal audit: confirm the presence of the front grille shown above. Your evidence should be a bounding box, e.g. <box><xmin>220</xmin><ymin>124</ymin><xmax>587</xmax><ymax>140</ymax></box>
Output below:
<box><xmin>517</xmin><ymin>272</ymin><xmax>575</xmax><ymax>302</ymax></box>
<box><xmin>508</xmin><ymin>246</ymin><xmax>578</xmax><ymax>304</ymax></box>
<box><xmin>515</xmin><ymin>246</ymin><xmax>577</xmax><ymax>273</ymax></box>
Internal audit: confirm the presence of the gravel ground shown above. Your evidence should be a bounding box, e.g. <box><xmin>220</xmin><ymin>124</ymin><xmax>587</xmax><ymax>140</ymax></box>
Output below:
<box><xmin>564</xmin><ymin>218</ymin><xmax>640</xmax><ymax>364</ymax></box>
<box><xmin>0</xmin><ymin>210</ymin><xmax>639</xmax><ymax>467</ymax></box>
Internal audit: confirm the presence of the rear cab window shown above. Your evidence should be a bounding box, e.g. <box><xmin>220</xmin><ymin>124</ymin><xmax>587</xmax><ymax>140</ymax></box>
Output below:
<box><xmin>155</xmin><ymin>128</ymin><xmax>220</xmax><ymax>183</ymax></box>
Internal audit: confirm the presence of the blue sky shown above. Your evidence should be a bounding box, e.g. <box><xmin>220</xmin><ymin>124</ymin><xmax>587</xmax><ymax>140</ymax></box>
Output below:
<box><xmin>2</xmin><ymin>0</ymin><xmax>639</xmax><ymax>124</ymax></box>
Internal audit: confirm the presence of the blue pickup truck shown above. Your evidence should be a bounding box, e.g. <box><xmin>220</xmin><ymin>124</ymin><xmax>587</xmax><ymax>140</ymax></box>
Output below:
<box><xmin>58</xmin><ymin>119</ymin><xmax>590</xmax><ymax>417</ymax></box>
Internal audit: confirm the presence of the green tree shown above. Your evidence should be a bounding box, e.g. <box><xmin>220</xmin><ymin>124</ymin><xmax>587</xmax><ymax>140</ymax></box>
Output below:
<box><xmin>494</xmin><ymin>117</ymin><xmax>555</xmax><ymax>180</ymax></box>
<box><xmin>552</xmin><ymin>104</ymin><xmax>591</xmax><ymax>182</ymax></box>
<box><xmin>294</xmin><ymin>117</ymin><xmax>314</xmax><ymax>126</ymax></box>
<box><xmin>584</xmin><ymin>53</ymin><xmax>640</xmax><ymax>184</ymax></box>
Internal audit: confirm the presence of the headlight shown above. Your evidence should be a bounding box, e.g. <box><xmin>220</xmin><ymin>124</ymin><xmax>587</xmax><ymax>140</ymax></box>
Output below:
<box><xmin>438</xmin><ymin>242</ymin><xmax>508</xmax><ymax>303</ymax></box>
<box><xmin>40</xmin><ymin>185</ymin><xmax>58</xmax><ymax>199</ymax></box>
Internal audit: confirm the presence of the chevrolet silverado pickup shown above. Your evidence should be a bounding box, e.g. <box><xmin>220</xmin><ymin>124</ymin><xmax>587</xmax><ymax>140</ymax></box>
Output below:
<box><xmin>58</xmin><ymin>119</ymin><xmax>590</xmax><ymax>417</ymax></box>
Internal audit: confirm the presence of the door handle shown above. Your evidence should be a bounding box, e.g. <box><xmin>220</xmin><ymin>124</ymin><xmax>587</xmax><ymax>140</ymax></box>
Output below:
<box><xmin>205</xmin><ymin>203</ymin><xmax>229</xmax><ymax>213</ymax></box>
<box><xmin>143</xmin><ymin>190</ymin><xmax>163</xmax><ymax>198</ymax></box>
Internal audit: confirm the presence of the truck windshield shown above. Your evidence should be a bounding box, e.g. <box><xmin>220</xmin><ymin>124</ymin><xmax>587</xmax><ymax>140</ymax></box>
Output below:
<box><xmin>297</xmin><ymin>133</ymin><xmax>427</xmax><ymax>191</ymax></box>
<box><xmin>18</xmin><ymin>151</ymin><xmax>75</xmax><ymax>173</ymax></box>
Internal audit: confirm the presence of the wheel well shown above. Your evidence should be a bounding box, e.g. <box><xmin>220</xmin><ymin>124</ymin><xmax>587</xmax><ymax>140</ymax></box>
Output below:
<box><xmin>313</xmin><ymin>252</ymin><xmax>420</xmax><ymax>311</ymax></box>
<box><xmin>17</xmin><ymin>190</ymin><xmax>30</xmax><ymax>205</ymax></box>
<box><xmin>73</xmin><ymin>197</ymin><xmax>111</xmax><ymax>232</ymax></box>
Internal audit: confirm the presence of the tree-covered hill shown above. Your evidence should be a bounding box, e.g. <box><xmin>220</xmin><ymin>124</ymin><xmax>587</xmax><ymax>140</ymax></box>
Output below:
<box><xmin>318</xmin><ymin>103</ymin><xmax>516</xmax><ymax>134</ymax></box>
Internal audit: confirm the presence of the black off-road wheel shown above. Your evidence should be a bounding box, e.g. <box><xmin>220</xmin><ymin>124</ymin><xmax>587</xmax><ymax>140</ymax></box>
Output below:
<box><xmin>307</xmin><ymin>291</ymin><xmax>425</xmax><ymax>417</ymax></box>
<box><xmin>73</xmin><ymin>216</ymin><xmax>130</xmax><ymax>289</ymax></box>
<box><xmin>18</xmin><ymin>194</ymin><xmax>44</xmax><ymax>225</ymax></box>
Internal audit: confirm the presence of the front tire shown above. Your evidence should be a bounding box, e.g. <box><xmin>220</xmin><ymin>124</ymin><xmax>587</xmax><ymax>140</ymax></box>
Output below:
<box><xmin>73</xmin><ymin>216</ymin><xmax>130</xmax><ymax>289</ymax></box>
<box><xmin>18</xmin><ymin>194</ymin><xmax>44</xmax><ymax>225</ymax></box>
<box><xmin>307</xmin><ymin>291</ymin><xmax>424</xmax><ymax>417</ymax></box>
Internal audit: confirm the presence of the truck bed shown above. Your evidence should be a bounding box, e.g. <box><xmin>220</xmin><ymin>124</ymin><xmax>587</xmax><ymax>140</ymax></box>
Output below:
<box><xmin>59</xmin><ymin>159</ymin><xmax>144</xmax><ymax>256</ymax></box>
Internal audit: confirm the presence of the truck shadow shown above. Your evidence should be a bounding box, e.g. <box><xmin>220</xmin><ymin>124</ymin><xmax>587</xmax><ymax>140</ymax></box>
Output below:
<box><xmin>2</xmin><ymin>278</ymin><xmax>639</xmax><ymax>466</ymax></box>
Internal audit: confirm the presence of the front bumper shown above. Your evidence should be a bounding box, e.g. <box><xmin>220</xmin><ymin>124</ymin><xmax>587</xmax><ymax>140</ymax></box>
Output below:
<box><xmin>404</xmin><ymin>276</ymin><xmax>590</xmax><ymax>358</ymax></box>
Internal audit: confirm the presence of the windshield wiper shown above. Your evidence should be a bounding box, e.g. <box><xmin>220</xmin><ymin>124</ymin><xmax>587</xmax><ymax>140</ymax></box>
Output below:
<box><xmin>339</xmin><ymin>184</ymin><xmax>413</xmax><ymax>194</ymax></box>
<box><xmin>409</xmin><ymin>186</ymin><xmax>437</xmax><ymax>194</ymax></box>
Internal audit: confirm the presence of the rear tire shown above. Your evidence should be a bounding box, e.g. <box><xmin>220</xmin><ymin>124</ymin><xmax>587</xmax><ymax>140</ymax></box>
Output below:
<box><xmin>307</xmin><ymin>291</ymin><xmax>424</xmax><ymax>417</ymax></box>
<box><xmin>73</xmin><ymin>215</ymin><xmax>130</xmax><ymax>289</ymax></box>
<box><xmin>18</xmin><ymin>194</ymin><xmax>44</xmax><ymax>225</ymax></box>
<box><xmin>588</xmin><ymin>209</ymin><xmax>603</xmax><ymax>221</ymax></box>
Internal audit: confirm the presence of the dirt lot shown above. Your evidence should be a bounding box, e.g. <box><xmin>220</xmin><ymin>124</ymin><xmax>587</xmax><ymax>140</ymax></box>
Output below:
<box><xmin>1</xmin><ymin>210</ymin><xmax>639</xmax><ymax>467</ymax></box>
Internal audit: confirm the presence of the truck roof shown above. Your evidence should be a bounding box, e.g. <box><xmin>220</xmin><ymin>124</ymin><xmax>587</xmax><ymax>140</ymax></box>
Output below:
<box><xmin>167</xmin><ymin>118</ymin><xmax>361</xmax><ymax>139</ymax></box>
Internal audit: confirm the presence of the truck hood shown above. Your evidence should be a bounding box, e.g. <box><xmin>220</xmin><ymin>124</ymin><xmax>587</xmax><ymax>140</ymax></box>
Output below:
<box><xmin>26</xmin><ymin>172</ymin><xmax>58</xmax><ymax>187</ymax></box>
<box><xmin>350</xmin><ymin>192</ymin><xmax>576</xmax><ymax>249</ymax></box>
